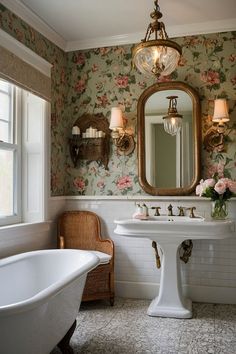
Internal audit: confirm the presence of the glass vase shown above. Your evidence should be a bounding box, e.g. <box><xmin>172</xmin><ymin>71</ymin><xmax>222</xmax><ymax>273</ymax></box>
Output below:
<box><xmin>211</xmin><ymin>200</ymin><xmax>228</xmax><ymax>220</ymax></box>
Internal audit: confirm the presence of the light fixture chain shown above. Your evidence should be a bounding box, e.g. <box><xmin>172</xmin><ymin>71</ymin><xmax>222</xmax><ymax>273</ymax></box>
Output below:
<box><xmin>132</xmin><ymin>0</ymin><xmax>182</xmax><ymax>78</ymax></box>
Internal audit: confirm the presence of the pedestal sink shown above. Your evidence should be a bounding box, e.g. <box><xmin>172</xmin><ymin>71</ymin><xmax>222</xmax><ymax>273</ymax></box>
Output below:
<box><xmin>114</xmin><ymin>216</ymin><xmax>235</xmax><ymax>319</ymax></box>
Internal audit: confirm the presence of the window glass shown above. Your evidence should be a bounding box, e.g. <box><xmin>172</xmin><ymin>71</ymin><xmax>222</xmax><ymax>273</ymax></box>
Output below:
<box><xmin>0</xmin><ymin>93</ymin><xmax>10</xmax><ymax>120</ymax></box>
<box><xmin>0</xmin><ymin>81</ymin><xmax>12</xmax><ymax>143</ymax></box>
<box><xmin>0</xmin><ymin>149</ymin><xmax>14</xmax><ymax>217</ymax></box>
<box><xmin>0</xmin><ymin>80</ymin><xmax>10</xmax><ymax>92</ymax></box>
<box><xmin>0</xmin><ymin>78</ymin><xmax>47</xmax><ymax>226</ymax></box>
<box><xmin>0</xmin><ymin>121</ymin><xmax>9</xmax><ymax>142</ymax></box>
<box><xmin>0</xmin><ymin>79</ymin><xmax>15</xmax><ymax>221</ymax></box>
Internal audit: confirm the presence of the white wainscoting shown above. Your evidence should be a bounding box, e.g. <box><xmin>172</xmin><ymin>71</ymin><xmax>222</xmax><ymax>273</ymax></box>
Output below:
<box><xmin>1</xmin><ymin>196</ymin><xmax>235</xmax><ymax>304</ymax></box>
<box><xmin>63</xmin><ymin>197</ymin><xmax>236</xmax><ymax>304</ymax></box>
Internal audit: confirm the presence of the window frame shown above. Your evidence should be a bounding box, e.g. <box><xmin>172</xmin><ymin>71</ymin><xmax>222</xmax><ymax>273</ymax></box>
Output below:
<box><xmin>0</xmin><ymin>84</ymin><xmax>21</xmax><ymax>226</ymax></box>
<box><xmin>0</xmin><ymin>30</ymin><xmax>51</xmax><ymax>228</ymax></box>
<box><xmin>0</xmin><ymin>81</ymin><xmax>49</xmax><ymax>227</ymax></box>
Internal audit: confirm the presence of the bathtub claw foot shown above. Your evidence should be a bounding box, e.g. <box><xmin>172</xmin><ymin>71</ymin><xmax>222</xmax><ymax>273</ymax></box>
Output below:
<box><xmin>58</xmin><ymin>320</ymin><xmax>76</xmax><ymax>354</ymax></box>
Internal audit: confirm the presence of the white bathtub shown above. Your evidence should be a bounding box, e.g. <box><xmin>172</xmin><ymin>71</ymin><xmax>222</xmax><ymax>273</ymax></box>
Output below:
<box><xmin>0</xmin><ymin>249</ymin><xmax>99</xmax><ymax>354</ymax></box>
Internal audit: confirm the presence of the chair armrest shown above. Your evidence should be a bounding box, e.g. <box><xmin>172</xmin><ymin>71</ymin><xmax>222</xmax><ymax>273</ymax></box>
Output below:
<box><xmin>58</xmin><ymin>235</ymin><xmax>65</xmax><ymax>249</ymax></box>
<box><xmin>95</xmin><ymin>238</ymin><xmax>114</xmax><ymax>257</ymax></box>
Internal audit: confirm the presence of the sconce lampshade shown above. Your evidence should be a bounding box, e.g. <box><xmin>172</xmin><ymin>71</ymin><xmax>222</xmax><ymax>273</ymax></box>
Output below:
<box><xmin>212</xmin><ymin>99</ymin><xmax>229</xmax><ymax>123</ymax></box>
<box><xmin>109</xmin><ymin>107</ymin><xmax>124</xmax><ymax>130</ymax></box>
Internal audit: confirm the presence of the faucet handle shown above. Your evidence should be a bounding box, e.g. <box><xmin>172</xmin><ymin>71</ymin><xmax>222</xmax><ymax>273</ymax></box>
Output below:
<box><xmin>178</xmin><ymin>206</ymin><xmax>185</xmax><ymax>216</ymax></box>
<box><xmin>186</xmin><ymin>206</ymin><xmax>196</xmax><ymax>218</ymax></box>
<box><xmin>151</xmin><ymin>206</ymin><xmax>161</xmax><ymax>216</ymax></box>
<box><xmin>142</xmin><ymin>203</ymin><xmax>149</xmax><ymax>217</ymax></box>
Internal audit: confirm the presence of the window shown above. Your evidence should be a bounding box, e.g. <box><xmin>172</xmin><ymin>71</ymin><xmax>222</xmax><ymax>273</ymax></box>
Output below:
<box><xmin>0</xmin><ymin>79</ymin><xmax>48</xmax><ymax>226</ymax></box>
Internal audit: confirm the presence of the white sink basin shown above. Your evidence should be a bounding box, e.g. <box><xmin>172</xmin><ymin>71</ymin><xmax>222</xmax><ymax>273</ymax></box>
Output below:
<box><xmin>114</xmin><ymin>217</ymin><xmax>234</xmax><ymax>242</ymax></box>
<box><xmin>114</xmin><ymin>217</ymin><xmax>235</xmax><ymax>319</ymax></box>
<box><xmin>146</xmin><ymin>215</ymin><xmax>205</xmax><ymax>222</ymax></box>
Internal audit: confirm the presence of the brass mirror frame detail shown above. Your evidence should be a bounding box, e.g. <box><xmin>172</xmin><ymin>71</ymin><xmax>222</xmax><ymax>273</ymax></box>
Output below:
<box><xmin>137</xmin><ymin>81</ymin><xmax>201</xmax><ymax>196</ymax></box>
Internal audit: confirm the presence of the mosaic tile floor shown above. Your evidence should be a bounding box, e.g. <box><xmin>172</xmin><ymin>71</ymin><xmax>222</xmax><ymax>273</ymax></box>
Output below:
<box><xmin>51</xmin><ymin>298</ymin><xmax>236</xmax><ymax>354</ymax></box>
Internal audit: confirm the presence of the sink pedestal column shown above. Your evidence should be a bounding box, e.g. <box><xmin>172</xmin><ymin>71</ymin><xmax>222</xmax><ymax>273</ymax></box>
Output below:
<box><xmin>147</xmin><ymin>240</ymin><xmax>192</xmax><ymax>318</ymax></box>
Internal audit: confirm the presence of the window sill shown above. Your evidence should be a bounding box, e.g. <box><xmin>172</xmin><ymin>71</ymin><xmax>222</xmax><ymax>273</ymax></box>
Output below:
<box><xmin>0</xmin><ymin>221</ymin><xmax>51</xmax><ymax>238</ymax></box>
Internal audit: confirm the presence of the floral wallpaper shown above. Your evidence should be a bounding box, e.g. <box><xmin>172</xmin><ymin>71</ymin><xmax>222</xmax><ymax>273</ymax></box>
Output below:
<box><xmin>65</xmin><ymin>32</ymin><xmax>236</xmax><ymax>196</ymax></box>
<box><xmin>0</xmin><ymin>4</ymin><xmax>235</xmax><ymax>196</ymax></box>
<box><xmin>0</xmin><ymin>4</ymin><xmax>67</xmax><ymax>195</ymax></box>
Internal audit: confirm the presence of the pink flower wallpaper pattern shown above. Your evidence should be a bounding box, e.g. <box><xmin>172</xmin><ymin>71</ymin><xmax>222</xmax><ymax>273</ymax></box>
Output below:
<box><xmin>1</xmin><ymin>4</ymin><xmax>235</xmax><ymax>196</ymax></box>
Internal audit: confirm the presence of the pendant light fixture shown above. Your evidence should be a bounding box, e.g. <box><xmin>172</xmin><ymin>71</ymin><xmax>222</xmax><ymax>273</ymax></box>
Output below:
<box><xmin>163</xmin><ymin>96</ymin><xmax>183</xmax><ymax>136</ymax></box>
<box><xmin>132</xmin><ymin>0</ymin><xmax>182</xmax><ymax>78</ymax></box>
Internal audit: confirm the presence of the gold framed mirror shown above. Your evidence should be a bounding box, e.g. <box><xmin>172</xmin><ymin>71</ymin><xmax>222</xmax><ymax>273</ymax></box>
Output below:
<box><xmin>137</xmin><ymin>81</ymin><xmax>201</xmax><ymax>196</ymax></box>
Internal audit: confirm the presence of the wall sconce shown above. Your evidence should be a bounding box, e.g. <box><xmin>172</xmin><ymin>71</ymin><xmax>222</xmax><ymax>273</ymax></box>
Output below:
<box><xmin>204</xmin><ymin>99</ymin><xmax>230</xmax><ymax>152</ymax></box>
<box><xmin>163</xmin><ymin>96</ymin><xmax>183</xmax><ymax>136</ymax></box>
<box><xmin>109</xmin><ymin>107</ymin><xmax>135</xmax><ymax>155</ymax></box>
<box><xmin>69</xmin><ymin>125</ymin><xmax>81</xmax><ymax>167</ymax></box>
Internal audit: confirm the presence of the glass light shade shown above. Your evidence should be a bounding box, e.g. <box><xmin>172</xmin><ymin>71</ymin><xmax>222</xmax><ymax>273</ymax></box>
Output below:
<box><xmin>212</xmin><ymin>99</ymin><xmax>229</xmax><ymax>123</ymax></box>
<box><xmin>133</xmin><ymin>41</ymin><xmax>181</xmax><ymax>77</ymax></box>
<box><xmin>109</xmin><ymin>107</ymin><xmax>124</xmax><ymax>130</ymax></box>
<box><xmin>163</xmin><ymin>116</ymin><xmax>182</xmax><ymax>136</ymax></box>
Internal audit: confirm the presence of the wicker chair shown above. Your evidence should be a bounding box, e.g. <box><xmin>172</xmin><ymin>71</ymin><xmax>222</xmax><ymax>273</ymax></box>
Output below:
<box><xmin>57</xmin><ymin>210</ymin><xmax>114</xmax><ymax>305</ymax></box>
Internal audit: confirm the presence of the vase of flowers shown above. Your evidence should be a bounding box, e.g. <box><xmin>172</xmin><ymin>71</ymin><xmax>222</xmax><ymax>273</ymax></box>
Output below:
<box><xmin>196</xmin><ymin>177</ymin><xmax>236</xmax><ymax>220</ymax></box>
<box><xmin>211</xmin><ymin>199</ymin><xmax>228</xmax><ymax>220</ymax></box>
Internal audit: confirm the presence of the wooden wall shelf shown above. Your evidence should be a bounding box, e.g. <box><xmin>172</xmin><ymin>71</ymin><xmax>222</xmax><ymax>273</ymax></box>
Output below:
<box><xmin>69</xmin><ymin>113</ymin><xmax>111</xmax><ymax>170</ymax></box>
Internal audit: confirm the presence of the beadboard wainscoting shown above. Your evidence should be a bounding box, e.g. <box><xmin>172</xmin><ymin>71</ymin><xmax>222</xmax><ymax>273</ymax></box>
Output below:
<box><xmin>62</xmin><ymin>197</ymin><xmax>236</xmax><ymax>304</ymax></box>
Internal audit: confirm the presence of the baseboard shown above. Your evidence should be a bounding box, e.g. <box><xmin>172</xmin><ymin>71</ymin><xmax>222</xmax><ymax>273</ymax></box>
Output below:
<box><xmin>115</xmin><ymin>280</ymin><xmax>236</xmax><ymax>304</ymax></box>
<box><xmin>115</xmin><ymin>281</ymin><xmax>158</xmax><ymax>300</ymax></box>
<box><xmin>185</xmin><ymin>284</ymin><xmax>236</xmax><ymax>304</ymax></box>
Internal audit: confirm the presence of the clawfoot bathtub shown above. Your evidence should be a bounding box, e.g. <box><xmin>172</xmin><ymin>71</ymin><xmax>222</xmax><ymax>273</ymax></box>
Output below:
<box><xmin>0</xmin><ymin>249</ymin><xmax>99</xmax><ymax>354</ymax></box>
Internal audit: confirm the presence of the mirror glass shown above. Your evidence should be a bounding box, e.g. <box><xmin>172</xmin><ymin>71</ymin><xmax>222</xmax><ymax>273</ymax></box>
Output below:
<box><xmin>137</xmin><ymin>82</ymin><xmax>201</xmax><ymax>196</ymax></box>
<box><xmin>145</xmin><ymin>90</ymin><xmax>193</xmax><ymax>188</ymax></box>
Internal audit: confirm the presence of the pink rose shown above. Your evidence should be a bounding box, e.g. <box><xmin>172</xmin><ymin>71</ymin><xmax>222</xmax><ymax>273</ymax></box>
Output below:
<box><xmin>200</xmin><ymin>70</ymin><xmax>220</xmax><ymax>85</ymax></box>
<box><xmin>115</xmin><ymin>76</ymin><xmax>129</xmax><ymax>89</ymax></box>
<box><xmin>204</xmin><ymin>179</ymin><xmax>215</xmax><ymax>188</ymax></box>
<box><xmin>73</xmin><ymin>177</ymin><xmax>85</xmax><ymax>192</ymax></box>
<box><xmin>228</xmin><ymin>181</ymin><xmax>236</xmax><ymax>194</ymax></box>
<box><xmin>74</xmin><ymin>79</ymin><xmax>86</xmax><ymax>93</ymax></box>
<box><xmin>219</xmin><ymin>178</ymin><xmax>230</xmax><ymax>187</ymax></box>
<box><xmin>214</xmin><ymin>181</ymin><xmax>226</xmax><ymax>195</ymax></box>
<box><xmin>96</xmin><ymin>94</ymin><xmax>109</xmax><ymax>108</ymax></box>
<box><xmin>75</xmin><ymin>53</ymin><xmax>85</xmax><ymax>65</ymax></box>
<box><xmin>116</xmin><ymin>176</ymin><xmax>132</xmax><ymax>190</ymax></box>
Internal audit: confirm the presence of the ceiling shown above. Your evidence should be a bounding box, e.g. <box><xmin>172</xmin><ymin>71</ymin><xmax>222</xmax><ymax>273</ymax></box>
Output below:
<box><xmin>2</xmin><ymin>0</ymin><xmax>236</xmax><ymax>51</ymax></box>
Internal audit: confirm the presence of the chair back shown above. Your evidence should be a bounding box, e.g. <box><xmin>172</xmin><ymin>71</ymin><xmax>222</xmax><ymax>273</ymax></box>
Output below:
<box><xmin>58</xmin><ymin>211</ymin><xmax>101</xmax><ymax>250</ymax></box>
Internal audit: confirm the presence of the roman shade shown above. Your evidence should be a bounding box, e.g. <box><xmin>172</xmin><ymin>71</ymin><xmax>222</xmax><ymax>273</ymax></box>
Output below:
<box><xmin>0</xmin><ymin>45</ymin><xmax>51</xmax><ymax>101</ymax></box>
<box><xmin>0</xmin><ymin>30</ymin><xmax>51</xmax><ymax>101</ymax></box>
